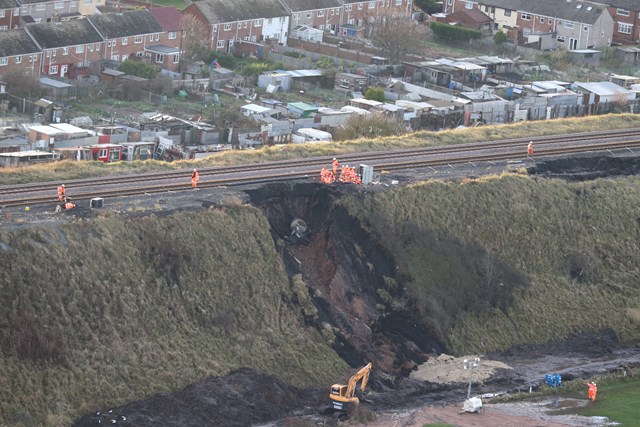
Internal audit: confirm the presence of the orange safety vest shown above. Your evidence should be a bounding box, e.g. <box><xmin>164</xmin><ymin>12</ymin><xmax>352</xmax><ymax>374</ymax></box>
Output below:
<box><xmin>332</xmin><ymin>159</ymin><xmax>339</xmax><ymax>174</ymax></box>
<box><xmin>191</xmin><ymin>171</ymin><xmax>200</xmax><ymax>187</ymax></box>
<box><xmin>527</xmin><ymin>143</ymin><xmax>534</xmax><ymax>155</ymax></box>
<box><xmin>57</xmin><ymin>186</ymin><xmax>65</xmax><ymax>201</ymax></box>
<box><xmin>65</xmin><ymin>202</ymin><xmax>75</xmax><ymax>210</ymax></box>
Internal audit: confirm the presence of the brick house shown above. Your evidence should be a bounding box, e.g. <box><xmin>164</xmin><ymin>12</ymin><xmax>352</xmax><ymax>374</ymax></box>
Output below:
<box><xmin>183</xmin><ymin>0</ymin><xmax>290</xmax><ymax>53</ymax></box>
<box><xmin>88</xmin><ymin>9</ymin><xmax>164</xmax><ymax>64</ymax></box>
<box><xmin>0</xmin><ymin>27</ymin><xmax>41</xmax><ymax>75</ymax></box>
<box><xmin>18</xmin><ymin>0</ymin><xmax>81</xmax><ymax>24</ymax></box>
<box><xmin>447</xmin><ymin>0</ymin><xmax>614</xmax><ymax>50</ymax></box>
<box><xmin>148</xmin><ymin>7</ymin><xmax>183</xmax><ymax>72</ymax></box>
<box><xmin>339</xmin><ymin>0</ymin><xmax>413</xmax><ymax>34</ymax></box>
<box><xmin>279</xmin><ymin>0</ymin><xmax>342</xmax><ymax>34</ymax></box>
<box><xmin>590</xmin><ymin>0</ymin><xmax>640</xmax><ymax>45</ymax></box>
<box><xmin>26</xmin><ymin>19</ymin><xmax>103</xmax><ymax>78</ymax></box>
<box><xmin>0</xmin><ymin>0</ymin><xmax>20</xmax><ymax>31</ymax></box>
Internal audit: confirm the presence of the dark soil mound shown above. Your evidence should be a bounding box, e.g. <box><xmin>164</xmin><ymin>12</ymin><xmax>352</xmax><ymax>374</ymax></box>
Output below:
<box><xmin>72</xmin><ymin>368</ymin><xmax>325</xmax><ymax>427</ymax></box>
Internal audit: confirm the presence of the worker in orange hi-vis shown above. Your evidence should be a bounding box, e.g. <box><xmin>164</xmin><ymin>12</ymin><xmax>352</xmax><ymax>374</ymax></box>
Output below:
<box><xmin>320</xmin><ymin>167</ymin><xmax>327</xmax><ymax>182</ymax></box>
<box><xmin>332</xmin><ymin>158</ymin><xmax>339</xmax><ymax>175</ymax></box>
<box><xmin>191</xmin><ymin>168</ymin><xmax>200</xmax><ymax>188</ymax></box>
<box><xmin>587</xmin><ymin>382</ymin><xmax>597</xmax><ymax>401</ymax></box>
<box><xmin>527</xmin><ymin>141</ymin><xmax>534</xmax><ymax>156</ymax></box>
<box><xmin>57</xmin><ymin>184</ymin><xmax>65</xmax><ymax>202</ymax></box>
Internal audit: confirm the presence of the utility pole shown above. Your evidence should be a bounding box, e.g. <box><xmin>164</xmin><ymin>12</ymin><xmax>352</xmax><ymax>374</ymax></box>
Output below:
<box><xmin>463</xmin><ymin>357</ymin><xmax>481</xmax><ymax>399</ymax></box>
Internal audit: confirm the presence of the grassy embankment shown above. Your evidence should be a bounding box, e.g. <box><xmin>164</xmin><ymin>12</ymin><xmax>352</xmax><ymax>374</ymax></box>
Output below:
<box><xmin>343</xmin><ymin>174</ymin><xmax>640</xmax><ymax>354</ymax></box>
<box><xmin>2</xmin><ymin>114</ymin><xmax>640</xmax><ymax>186</ymax></box>
<box><xmin>0</xmin><ymin>206</ymin><xmax>346</xmax><ymax>426</ymax></box>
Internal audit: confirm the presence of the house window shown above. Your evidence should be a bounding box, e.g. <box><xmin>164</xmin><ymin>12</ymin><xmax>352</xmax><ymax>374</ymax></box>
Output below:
<box><xmin>99</xmin><ymin>149</ymin><xmax>107</xmax><ymax>158</ymax></box>
<box><xmin>217</xmin><ymin>40</ymin><xmax>225</xmax><ymax>48</ymax></box>
<box><xmin>293</xmin><ymin>13</ymin><xmax>298</xmax><ymax>19</ymax></box>
<box><xmin>111</xmin><ymin>54</ymin><xmax>119</xmax><ymax>61</ymax></box>
<box><xmin>447</xmin><ymin>0</ymin><xmax>452</xmax><ymax>4</ymax></box>
<box><xmin>76</xmin><ymin>45</ymin><xmax>84</xmax><ymax>53</ymax></box>
<box><xmin>20</xmin><ymin>6</ymin><xmax>27</xmax><ymax>13</ymax></box>
<box><xmin>70</xmin><ymin>0</ymin><xmax>76</xmax><ymax>7</ymax></box>
<box><xmin>539</xmin><ymin>17</ymin><xmax>544</xmax><ymax>23</ymax></box>
<box><xmin>317</xmin><ymin>10</ymin><xmax>325</xmax><ymax>16</ymax></box>
<box><xmin>134</xmin><ymin>35</ymin><xmax>142</xmax><ymax>43</ymax></box>
<box><xmin>601</xmin><ymin>30</ymin><xmax>604</xmax><ymax>37</ymax></box>
<box><xmin>122</xmin><ymin>37</ymin><xmax>128</xmax><ymax>45</ymax></box>
<box><xmin>465</xmin><ymin>2</ymin><xmax>472</xmax><ymax>9</ymax></box>
<box><xmin>521</xmin><ymin>13</ymin><xmax>531</xmax><ymax>21</ymax></box>
<box><xmin>583</xmin><ymin>25</ymin><xmax>588</xmax><ymax>32</ymax></box>
<box><xmin>564</xmin><ymin>21</ymin><xmax>574</xmax><ymax>29</ymax></box>
<box><xmin>244</xmin><ymin>21</ymin><xmax>247</xmax><ymax>28</ymax></box>
<box><xmin>504</xmin><ymin>9</ymin><xmax>511</xmax><ymax>17</ymax></box>
<box><xmin>267</xmin><ymin>18</ymin><xmax>272</xmax><ymax>24</ymax></box>
<box><xmin>395</xmin><ymin>0</ymin><xmax>402</xmax><ymax>5</ymax></box>
<box><xmin>0</xmin><ymin>10</ymin><xmax>4</xmax><ymax>17</ymax></box>
<box><xmin>358</xmin><ymin>3</ymin><xmax>363</xmax><ymax>10</ymax></box>
<box><xmin>13</xmin><ymin>8</ymin><xmax>18</xmax><ymax>16</ymax></box>
<box><xmin>618</xmin><ymin>23</ymin><xmax>633</xmax><ymax>34</ymax></box>
<box><xmin>348</xmin><ymin>5</ymin><xmax>352</xmax><ymax>11</ymax></box>
<box><xmin>155</xmin><ymin>53</ymin><xmax>164</xmax><ymax>63</ymax></box>
<box><xmin>54</xmin><ymin>1</ymin><xmax>63</xmax><ymax>9</ymax></box>
<box><xmin>35</xmin><ymin>4</ymin><xmax>45</xmax><ymax>11</ymax></box>
<box><xmin>89</xmin><ymin>44</ymin><xmax>93</xmax><ymax>51</ymax></box>
<box><xmin>83</xmin><ymin>0</ymin><xmax>91</xmax><ymax>4</ymax></box>
<box><xmin>49</xmin><ymin>65</ymin><xmax>58</xmax><ymax>74</ymax></box>
<box><xmin>173</xmin><ymin>54</ymin><xmax>179</xmax><ymax>64</ymax></box>
<box><xmin>0</xmin><ymin>58</ymin><xmax>7</xmax><ymax>66</ymax></box>
<box><xmin>523</xmin><ymin>28</ymin><xmax>530</xmax><ymax>35</ymax></box>
<box><xmin>15</xmin><ymin>55</ymin><xmax>21</xmax><ymax>64</ymax></box>
<box><xmin>556</xmin><ymin>36</ymin><xmax>565</xmax><ymax>43</ymax></box>
<box><xmin>63</xmin><ymin>47</ymin><xmax>68</xmax><ymax>55</ymax></box>
<box><xmin>368</xmin><ymin>1</ymin><xmax>375</xmax><ymax>8</ymax></box>
<box><xmin>616</xmin><ymin>8</ymin><xmax>630</xmax><ymax>17</ymax></box>
<box><xmin>168</xmin><ymin>31</ymin><xmax>176</xmax><ymax>39</ymax></box>
<box><xmin>254</xmin><ymin>19</ymin><xmax>261</xmax><ymax>27</ymax></box>
<box><xmin>306</xmin><ymin>11</ymin><xmax>311</xmax><ymax>18</ymax></box>
<box><xmin>224</xmin><ymin>23</ymin><xmax>231</xmax><ymax>31</ymax></box>
<box><xmin>250</xmin><ymin>35</ymin><xmax>256</xmax><ymax>42</ymax></box>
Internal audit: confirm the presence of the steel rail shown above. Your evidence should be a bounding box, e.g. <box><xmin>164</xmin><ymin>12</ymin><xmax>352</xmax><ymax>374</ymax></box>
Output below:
<box><xmin>2</xmin><ymin>139</ymin><xmax>638</xmax><ymax>208</ymax></box>
<box><xmin>1</xmin><ymin>128</ymin><xmax>640</xmax><ymax>196</ymax></box>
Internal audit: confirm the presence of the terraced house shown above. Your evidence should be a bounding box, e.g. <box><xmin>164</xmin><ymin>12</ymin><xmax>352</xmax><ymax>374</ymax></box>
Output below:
<box><xmin>445</xmin><ymin>0</ymin><xmax>614</xmax><ymax>50</ymax></box>
<box><xmin>279</xmin><ymin>0</ymin><xmax>342</xmax><ymax>34</ymax></box>
<box><xmin>0</xmin><ymin>9</ymin><xmax>183</xmax><ymax>77</ymax></box>
<box><xmin>26</xmin><ymin>18</ymin><xmax>103</xmax><ymax>78</ymax></box>
<box><xmin>183</xmin><ymin>0</ymin><xmax>290</xmax><ymax>53</ymax></box>
<box><xmin>340</xmin><ymin>0</ymin><xmax>413</xmax><ymax>29</ymax></box>
<box><xmin>590</xmin><ymin>0</ymin><xmax>640</xmax><ymax>45</ymax></box>
<box><xmin>0</xmin><ymin>28</ymin><xmax>40</xmax><ymax>74</ymax></box>
<box><xmin>0</xmin><ymin>0</ymin><xmax>19</xmax><ymax>30</ymax></box>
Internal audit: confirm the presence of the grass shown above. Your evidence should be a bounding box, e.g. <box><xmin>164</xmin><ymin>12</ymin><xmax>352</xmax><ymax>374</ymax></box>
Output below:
<box><xmin>0</xmin><ymin>207</ymin><xmax>347</xmax><ymax>425</ymax></box>
<box><xmin>572</xmin><ymin>378</ymin><xmax>640</xmax><ymax>425</ymax></box>
<box><xmin>151</xmin><ymin>0</ymin><xmax>186</xmax><ymax>9</ymax></box>
<box><xmin>3</xmin><ymin>114</ymin><xmax>640</xmax><ymax>186</ymax></box>
<box><xmin>343</xmin><ymin>174</ymin><xmax>640</xmax><ymax>354</ymax></box>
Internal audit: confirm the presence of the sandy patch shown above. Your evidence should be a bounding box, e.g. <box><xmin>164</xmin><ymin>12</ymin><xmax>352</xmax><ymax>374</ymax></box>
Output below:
<box><xmin>410</xmin><ymin>354</ymin><xmax>512</xmax><ymax>384</ymax></box>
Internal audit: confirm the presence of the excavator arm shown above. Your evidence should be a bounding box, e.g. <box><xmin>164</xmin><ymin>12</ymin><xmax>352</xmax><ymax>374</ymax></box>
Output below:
<box><xmin>329</xmin><ymin>363</ymin><xmax>372</xmax><ymax>411</ymax></box>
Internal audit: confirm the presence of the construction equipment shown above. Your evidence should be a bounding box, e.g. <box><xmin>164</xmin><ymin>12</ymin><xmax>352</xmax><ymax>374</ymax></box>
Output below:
<box><xmin>329</xmin><ymin>363</ymin><xmax>372</xmax><ymax>411</ymax></box>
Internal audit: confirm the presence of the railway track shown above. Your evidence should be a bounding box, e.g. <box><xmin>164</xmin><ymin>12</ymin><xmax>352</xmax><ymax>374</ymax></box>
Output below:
<box><xmin>1</xmin><ymin>129</ymin><xmax>639</xmax><ymax>208</ymax></box>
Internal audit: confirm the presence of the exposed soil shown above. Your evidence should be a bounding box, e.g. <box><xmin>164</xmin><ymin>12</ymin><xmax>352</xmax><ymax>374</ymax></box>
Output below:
<box><xmin>64</xmin><ymin>153</ymin><xmax>640</xmax><ymax>427</ymax></box>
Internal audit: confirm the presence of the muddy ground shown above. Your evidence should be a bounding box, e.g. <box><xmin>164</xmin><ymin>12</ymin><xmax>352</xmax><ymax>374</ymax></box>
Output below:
<box><xmin>66</xmin><ymin>153</ymin><xmax>640</xmax><ymax>426</ymax></box>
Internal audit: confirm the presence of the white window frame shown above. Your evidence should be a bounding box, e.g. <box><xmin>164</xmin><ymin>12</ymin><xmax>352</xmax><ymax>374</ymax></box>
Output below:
<box><xmin>63</xmin><ymin>47</ymin><xmax>68</xmax><ymax>55</ymax></box>
<box><xmin>358</xmin><ymin>3</ymin><xmax>363</xmax><ymax>10</ymax></box>
<box><xmin>616</xmin><ymin>8</ymin><xmax>630</xmax><ymax>17</ymax></box>
<box><xmin>0</xmin><ymin>9</ymin><xmax>4</xmax><ymax>17</ymax></box>
<box><xmin>54</xmin><ymin>1</ymin><xmax>63</xmax><ymax>9</ymax></box>
<box><xmin>504</xmin><ymin>9</ymin><xmax>511</xmax><ymax>17</ymax></box>
<box><xmin>618</xmin><ymin>22</ymin><xmax>633</xmax><ymax>34</ymax></box>
<box><xmin>224</xmin><ymin>23</ymin><xmax>231</xmax><ymax>31</ymax></box>
<box><xmin>217</xmin><ymin>40</ymin><xmax>225</xmax><ymax>48</ymax></box>
<box><xmin>168</xmin><ymin>31</ymin><xmax>176</xmax><ymax>39</ymax></box>
<box><xmin>15</xmin><ymin>55</ymin><xmax>21</xmax><ymax>64</ymax></box>
<box><xmin>13</xmin><ymin>8</ymin><xmax>18</xmax><ymax>16</ymax></box>
<box><xmin>122</xmin><ymin>37</ymin><xmax>128</xmax><ymax>45</ymax></box>
<box><xmin>35</xmin><ymin>4</ymin><xmax>46</xmax><ymax>11</ymax></box>
<box><xmin>254</xmin><ymin>19</ymin><xmax>262</xmax><ymax>27</ymax></box>
<box><xmin>76</xmin><ymin>45</ymin><xmax>84</xmax><ymax>53</ymax></box>
<box><xmin>110</xmin><ymin>54</ymin><xmax>119</xmax><ymax>61</ymax></box>
<box><xmin>0</xmin><ymin>57</ymin><xmax>7</xmax><ymax>66</ymax></box>
<box><xmin>521</xmin><ymin>13</ymin><xmax>531</xmax><ymax>21</ymax></box>
<box><xmin>173</xmin><ymin>54</ymin><xmax>179</xmax><ymax>64</ymax></box>
<box><xmin>539</xmin><ymin>17</ymin><xmax>544</xmax><ymax>23</ymax></box>
<box><xmin>155</xmin><ymin>53</ymin><xmax>164</xmax><ymax>63</ymax></box>
<box><xmin>465</xmin><ymin>2</ymin><xmax>472</xmax><ymax>9</ymax></box>
<box><xmin>317</xmin><ymin>10</ymin><xmax>325</xmax><ymax>17</ymax></box>
<box><xmin>368</xmin><ymin>1</ymin><xmax>375</xmax><ymax>8</ymax></box>
<box><xmin>49</xmin><ymin>65</ymin><xmax>58</xmax><ymax>74</ymax></box>
<box><xmin>134</xmin><ymin>35</ymin><xmax>142</xmax><ymax>43</ymax></box>
<box><xmin>564</xmin><ymin>21</ymin><xmax>574</xmax><ymax>29</ymax></box>
<box><xmin>70</xmin><ymin>0</ymin><xmax>76</xmax><ymax>7</ymax></box>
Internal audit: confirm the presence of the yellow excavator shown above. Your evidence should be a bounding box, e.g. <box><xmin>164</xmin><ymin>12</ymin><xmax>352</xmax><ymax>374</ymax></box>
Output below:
<box><xmin>329</xmin><ymin>363</ymin><xmax>372</xmax><ymax>411</ymax></box>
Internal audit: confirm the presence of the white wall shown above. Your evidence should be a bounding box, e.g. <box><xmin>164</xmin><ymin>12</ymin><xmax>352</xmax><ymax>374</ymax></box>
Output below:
<box><xmin>263</xmin><ymin>16</ymin><xmax>290</xmax><ymax>45</ymax></box>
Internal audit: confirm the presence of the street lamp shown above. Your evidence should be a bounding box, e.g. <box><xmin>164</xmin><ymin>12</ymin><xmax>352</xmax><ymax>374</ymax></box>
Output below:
<box><xmin>463</xmin><ymin>357</ymin><xmax>481</xmax><ymax>399</ymax></box>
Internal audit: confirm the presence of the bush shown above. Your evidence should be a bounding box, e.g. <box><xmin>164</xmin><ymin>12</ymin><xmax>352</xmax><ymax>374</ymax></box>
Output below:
<box><xmin>430</xmin><ymin>22</ymin><xmax>483</xmax><ymax>42</ymax></box>
<box><xmin>365</xmin><ymin>87</ymin><xmax>385</xmax><ymax>103</ymax></box>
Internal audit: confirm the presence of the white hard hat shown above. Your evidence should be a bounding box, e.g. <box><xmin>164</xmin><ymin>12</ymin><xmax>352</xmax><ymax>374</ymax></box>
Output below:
<box><xmin>194</xmin><ymin>168</ymin><xmax>197</xmax><ymax>171</ymax></box>
<box><xmin>61</xmin><ymin>184</ymin><xmax>65</xmax><ymax>187</ymax></box>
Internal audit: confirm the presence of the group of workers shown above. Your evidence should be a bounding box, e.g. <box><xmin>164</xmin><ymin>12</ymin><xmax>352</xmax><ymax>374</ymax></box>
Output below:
<box><xmin>320</xmin><ymin>158</ymin><xmax>362</xmax><ymax>185</ymax></box>
<box><xmin>55</xmin><ymin>184</ymin><xmax>75</xmax><ymax>212</ymax></box>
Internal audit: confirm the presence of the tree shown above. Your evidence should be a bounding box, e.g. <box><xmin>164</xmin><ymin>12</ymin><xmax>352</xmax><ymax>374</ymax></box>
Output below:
<box><xmin>334</xmin><ymin>114</ymin><xmax>405</xmax><ymax>141</ymax></box>
<box><xmin>3</xmin><ymin>70</ymin><xmax>43</xmax><ymax>99</ymax></box>
<box><xmin>180</xmin><ymin>13</ymin><xmax>210</xmax><ymax>73</ymax></box>
<box><xmin>369</xmin><ymin>11</ymin><xmax>430</xmax><ymax>63</ymax></box>
<box><xmin>414</xmin><ymin>0</ymin><xmax>441</xmax><ymax>14</ymax></box>
<box><xmin>365</xmin><ymin>86</ymin><xmax>385</xmax><ymax>102</ymax></box>
<box><xmin>493</xmin><ymin>30</ymin><xmax>507</xmax><ymax>46</ymax></box>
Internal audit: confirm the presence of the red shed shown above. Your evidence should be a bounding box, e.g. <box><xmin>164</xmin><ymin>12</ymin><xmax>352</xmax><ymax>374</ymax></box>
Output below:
<box><xmin>90</xmin><ymin>144</ymin><xmax>122</xmax><ymax>162</ymax></box>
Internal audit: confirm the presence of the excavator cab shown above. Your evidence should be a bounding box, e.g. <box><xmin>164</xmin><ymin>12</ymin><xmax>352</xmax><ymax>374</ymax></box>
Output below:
<box><xmin>329</xmin><ymin>363</ymin><xmax>372</xmax><ymax>411</ymax></box>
